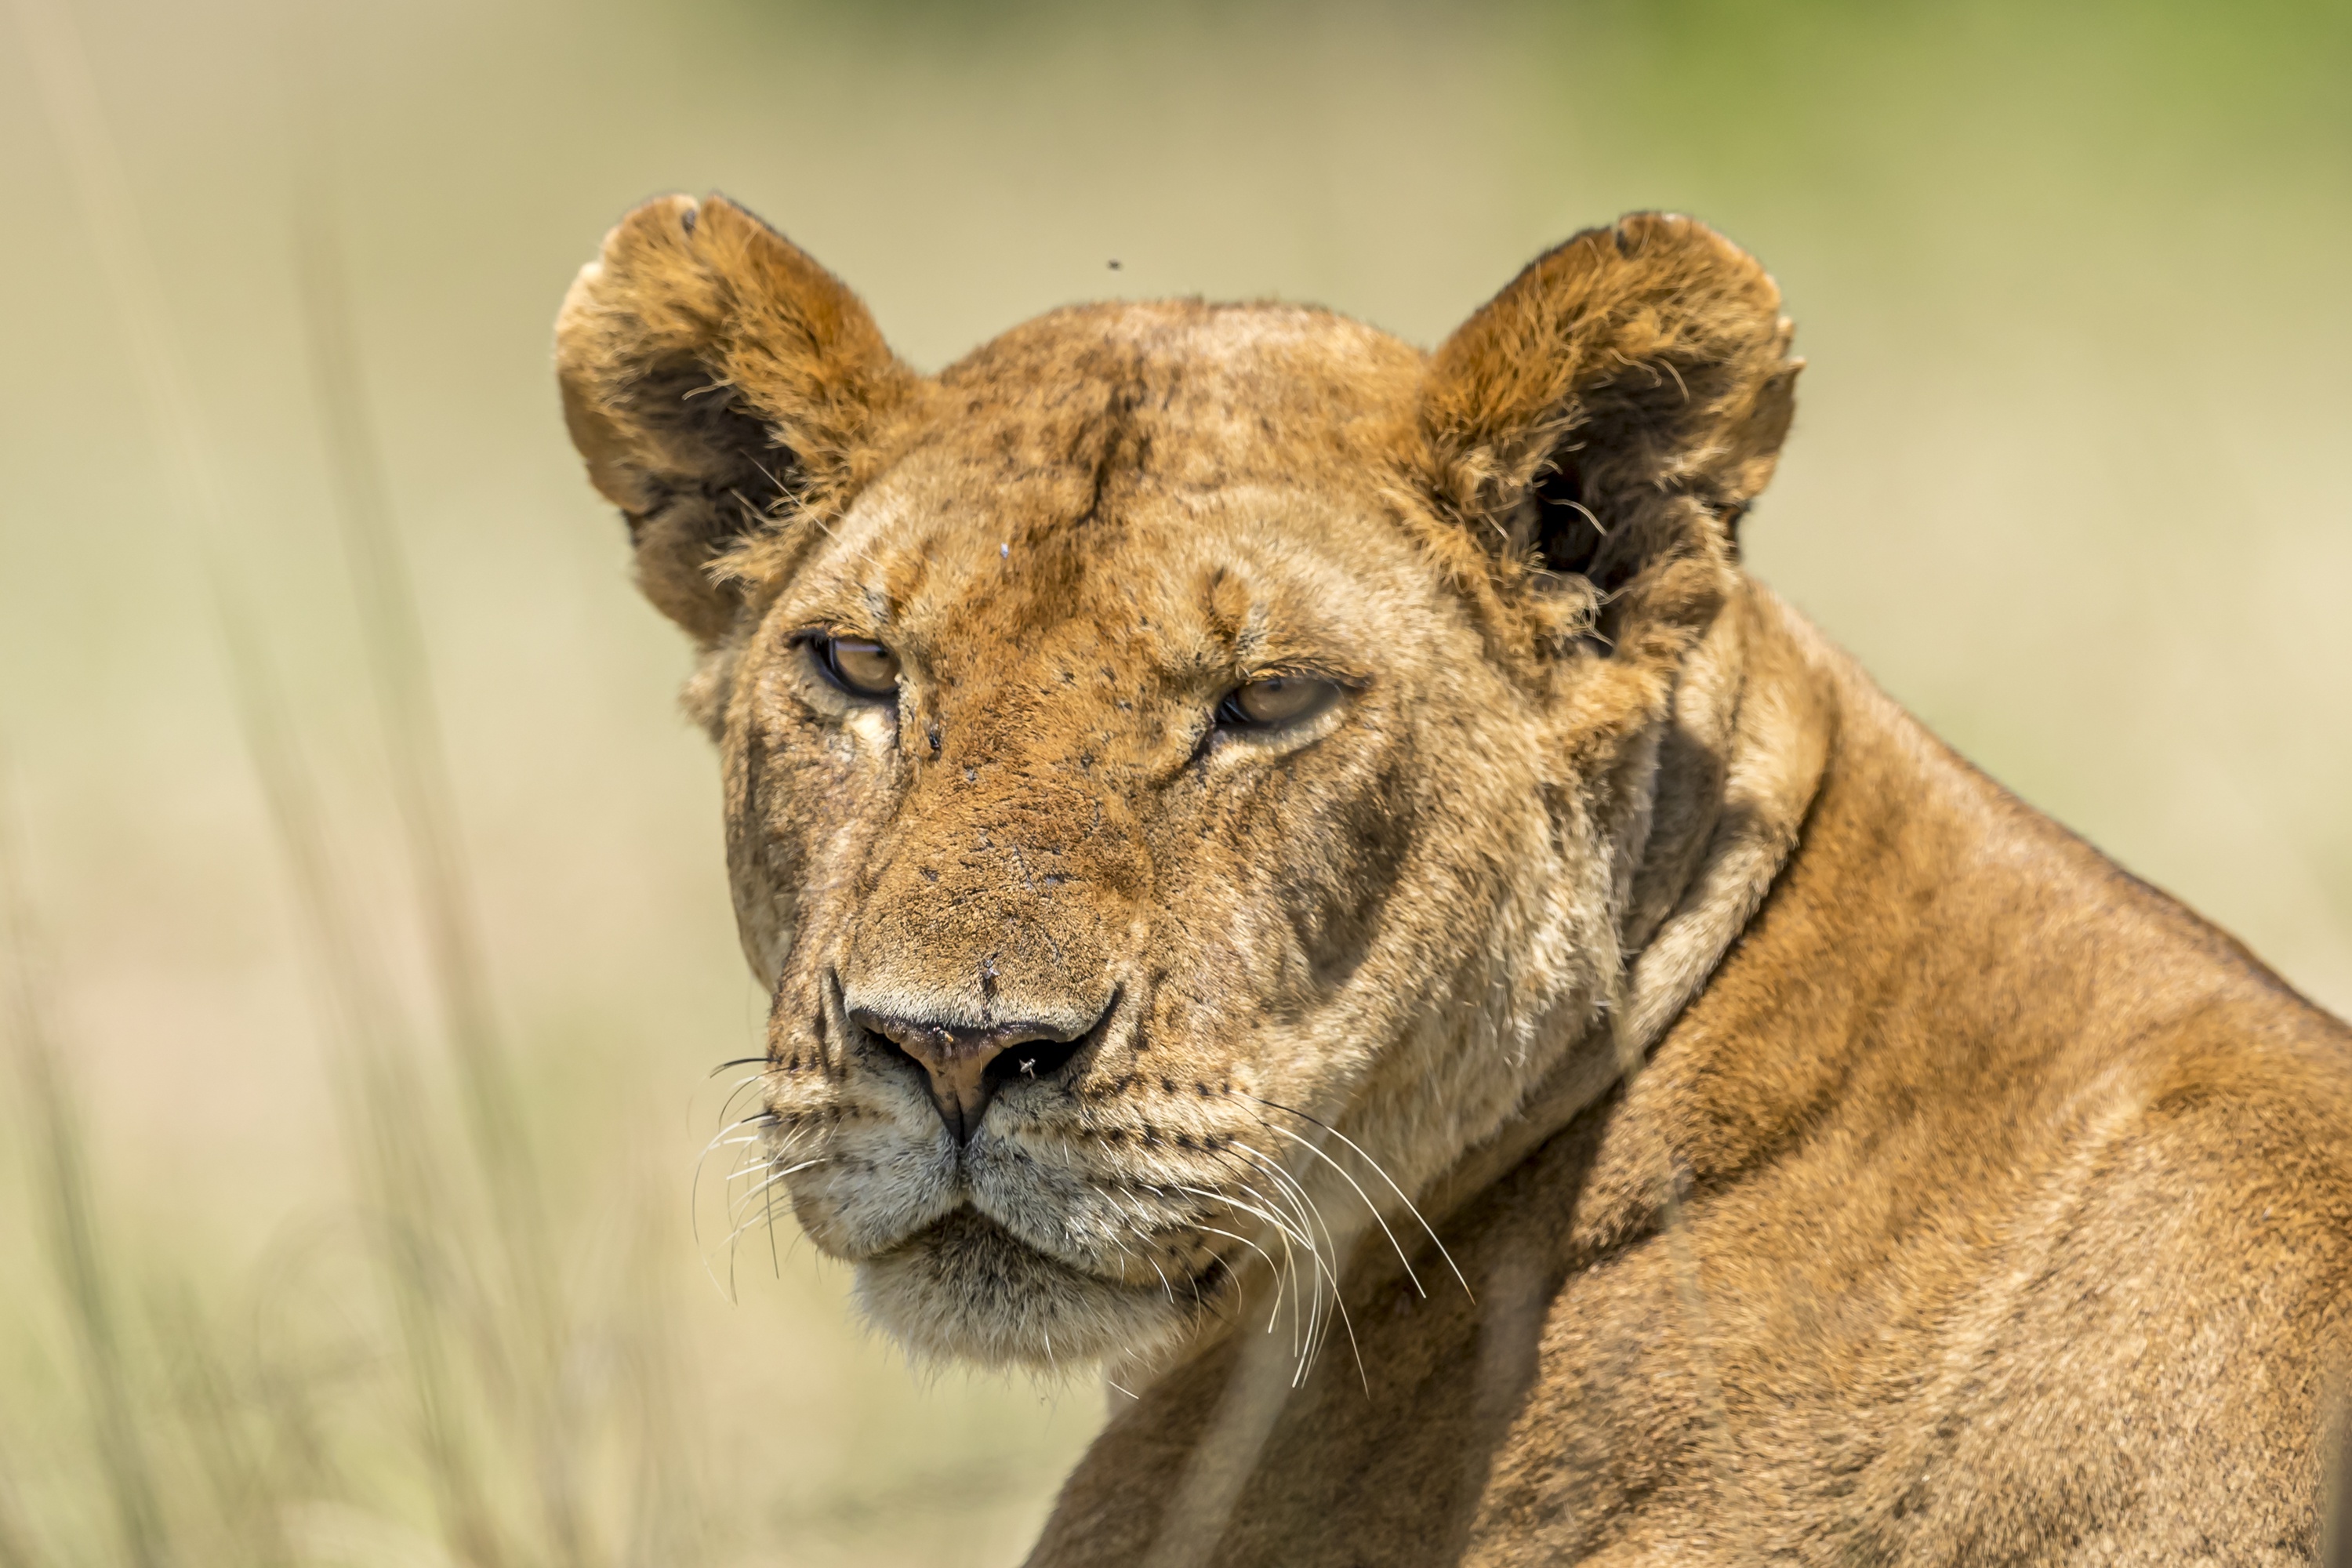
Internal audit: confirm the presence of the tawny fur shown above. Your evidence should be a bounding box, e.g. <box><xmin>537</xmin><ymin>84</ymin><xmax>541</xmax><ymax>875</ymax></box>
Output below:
<box><xmin>556</xmin><ymin>194</ymin><xmax>2352</xmax><ymax>1565</ymax></box>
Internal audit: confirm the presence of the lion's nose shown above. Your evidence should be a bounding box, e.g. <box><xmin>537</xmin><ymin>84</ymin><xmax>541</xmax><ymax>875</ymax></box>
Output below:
<box><xmin>851</xmin><ymin>1007</ymin><xmax>1097</xmax><ymax>1145</ymax></box>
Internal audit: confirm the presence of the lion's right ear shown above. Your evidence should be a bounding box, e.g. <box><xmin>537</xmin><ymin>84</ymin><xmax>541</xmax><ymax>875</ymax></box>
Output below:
<box><xmin>555</xmin><ymin>194</ymin><xmax>916</xmax><ymax>642</ymax></box>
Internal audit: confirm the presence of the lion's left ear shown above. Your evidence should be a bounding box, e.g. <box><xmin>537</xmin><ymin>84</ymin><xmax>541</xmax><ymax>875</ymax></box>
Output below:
<box><xmin>1417</xmin><ymin>213</ymin><xmax>1798</xmax><ymax>642</ymax></box>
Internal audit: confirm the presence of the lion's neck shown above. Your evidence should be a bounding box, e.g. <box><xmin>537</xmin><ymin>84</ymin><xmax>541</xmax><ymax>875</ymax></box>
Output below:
<box><xmin>1423</xmin><ymin>581</ymin><xmax>1838</xmax><ymax>1228</ymax></box>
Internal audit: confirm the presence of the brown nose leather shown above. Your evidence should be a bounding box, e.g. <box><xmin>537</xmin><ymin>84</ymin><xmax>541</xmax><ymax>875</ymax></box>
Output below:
<box><xmin>851</xmin><ymin>1009</ymin><xmax>1087</xmax><ymax>1144</ymax></box>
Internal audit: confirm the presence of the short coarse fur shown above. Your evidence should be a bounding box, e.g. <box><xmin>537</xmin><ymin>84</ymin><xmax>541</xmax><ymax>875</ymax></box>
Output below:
<box><xmin>557</xmin><ymin>194</ymin><xmax>2352</xmax><ymax>1565</ymax></box>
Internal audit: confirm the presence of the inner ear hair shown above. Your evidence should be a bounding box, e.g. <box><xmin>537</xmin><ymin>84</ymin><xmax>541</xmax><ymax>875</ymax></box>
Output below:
<box><xmin>1515</xmin><ymin>448</ymin><xmax>1755</xmax><ymax>597</ymax></box>
<box><xmin>606</xmin><ymin>357</ymin><xmax>797</xmax><ymax>625</ymax></box>
<box><xmin>1522</xmin><ymin>456</ymin><xmax>1614</xmax><ymax>589</ymax></box>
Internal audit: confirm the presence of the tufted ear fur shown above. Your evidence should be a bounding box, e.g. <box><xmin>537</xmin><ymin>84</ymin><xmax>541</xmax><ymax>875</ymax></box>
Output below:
<box><xmin>556</xmin><ymin>194</ymin><xmax>916</xmax><ymax>642</ymax></box>
<box><xmin>1418</xmin><ymin>213</ymin><xmax>1799</xmax><ymax>657</ymax></box>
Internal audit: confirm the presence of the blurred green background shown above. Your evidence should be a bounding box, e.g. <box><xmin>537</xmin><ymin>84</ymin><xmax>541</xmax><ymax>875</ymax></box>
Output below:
<box><xmin>1</xmin><ymin>0</ymin><xmax>2347</xmax><ymax>1563</ymax></box>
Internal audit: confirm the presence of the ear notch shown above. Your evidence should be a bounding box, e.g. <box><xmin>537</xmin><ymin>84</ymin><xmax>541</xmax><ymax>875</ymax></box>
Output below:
<box><xmin>1419</xmin><ymin>213</ymin><xmax>1799</xmax><ymax>643</ymax></box>
<box><xmin>556</xmin><ymin>193</ymin><xmax>916</xmax><ymax>641</ymax></box>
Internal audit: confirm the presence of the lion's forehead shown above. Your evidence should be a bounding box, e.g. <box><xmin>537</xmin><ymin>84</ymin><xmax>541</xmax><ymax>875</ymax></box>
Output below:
<box><xmin>816</xmin><ymin>476</ymin><xmax>1433</xmax><ymax>695</ymax></box>
<box><xmin>794</xmin><ymin>315</ymin><xmax>1446</xmax><ymax>693</ymax></box>
<box><xmin>925</xmin><ymin>299</ymin><xmax>1425</xmax><ymax>481</ymax></box>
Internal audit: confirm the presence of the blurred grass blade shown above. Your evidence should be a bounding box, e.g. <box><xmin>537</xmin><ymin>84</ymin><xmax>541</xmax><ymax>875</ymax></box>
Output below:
<box><xmin>7</xmin><ymin>0</ymin><xmax>526</xmax><ymax>1555</ymax></box>
<box><xmin>0</xmin><ymin>774</ymin><xmax>172</xmax><ymax>1568</ymax></box>
<box><xmin>289</xmin><ymin>118</ymin><xmax>554</xmax><ymax>1258</ymax></box>
<box><xmin>149</xmin><ymin>1281</ymin><xmax>297</xmax><ymax>1568</ymax></box>
<box><xmin>0</xmin><ymin>1436</ymin><xmax>45</xmax><ymax>1568</ymax></box>
<box><xmin>4</xmin><ymin>0</ymin><xmax>229</xmax><ymax>553</ymax></box>
<box><xmin>211</xmin><ymin>589</ymin><xmax>510</xmax><ymax>1568</ymax></box>
<box><xmin>286</xmin><ymin>74</ymin><xmax>588</xmax><ymax>1564</ymax></box>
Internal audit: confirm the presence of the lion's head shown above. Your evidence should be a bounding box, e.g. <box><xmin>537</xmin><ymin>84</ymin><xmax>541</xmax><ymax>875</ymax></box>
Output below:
<box><xmin>556</xmin><ymin>195</ymin><xmax>1797</xmax><ymax>1371</ymax></box>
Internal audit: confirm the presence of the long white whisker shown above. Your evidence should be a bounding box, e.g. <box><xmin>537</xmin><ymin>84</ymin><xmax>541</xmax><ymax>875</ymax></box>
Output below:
<box><xmin>1174</xmin><ymin>1182</ymin><xmax>1312</xmax><ymax>1255</ymax></box>
<box><xmin>691</xmin><ymin>1111</ymin><xmax>779</xmax><ymax>1253</ymax></box>
<box><xmin>1190</xmin><ymin>1222</ymin><xmax>1291</xmax><ymax>1340</ymax></box>
<box><xmin>1253</xmin><ymin>1099</ymin><xmax>1473</xmax><ymax>1302</ymax></box>
<box><xmin>701</xmin><ymin>1146</ymin><xmax>824</xmax><ymax>1301</ymax></box>
<box><xmin>1246</xmin><ymin>1154</ymin><xmax>1345</xmax><ymax>1384</ymax></box>
<box><xmin>1210</xmin><ymin>1145</ymin><xmax>1338</xmax><ymax>1381</ymax></box>
<box><xmin>722</xmin><ymin>1130</ymin><xmax>811</xmax><ymax>1178</ymax></box>
<box><xmin>764</xmin><ymin>1153</ymin><xmax>782</xmax><ymax>1278</ymax></box>
<box><xmin>1221</xmin><ymin>1148</ymin><xmax>1322</xmax><ymax>1250</ymax></box>
<box><xmin>1226</xmin><ymin>1145</ymin><xmax>1333</xmax><ymax>1268</ymax></box>
<box><xmin>1178</xmin><ymin>1178</ymin><xmax>1327</xmax><ymax>1369</ymax></box>
<box><xmin>1225</xmin><ymin>1142</ymin><xmax>1374</xmax><ymax>1391</ymax></box>
<box><xmin>1146</xmin><ymin>1250</ymin><xmax>1178</xmax><ymax>1306</ymax></box>
<box><xmin>1241</xmin><ymin>1188</ymin><xmax>1306</xmax><ymax>1360</ymax></box>
<box><xmin>717</xmin><ymin>1159</ymin><xmax>826</xmax><ymax>1248</ymax></box>
<box><xmin>717</xmin><ymin>1070</ymin><xmax>773</xmax><ymax>1125</ymax></box>
<box><xmin>726</xmin><ymin>1156</ymin><xmax>823</xmax><ymax>1223</ymax></box>
<box><xmin>1247</xmin><ymin>1123</ymin><xmax>1425</xmax><ymax>1301</ymax></box>
<box><xmin>1190</xmin><ymin>1178</ymin><xmax>1316</xmax><ymax>1363</ymax></box>
<box><xmin>1226</xmin><ymin>1150</ymin><xmax>1341</xmax><ymax>1292</ymax></box>
<box><xmin>1194</xmin><ymin>1170</ymin><xmax>1340</xmax><ymax>1323</ymax></box>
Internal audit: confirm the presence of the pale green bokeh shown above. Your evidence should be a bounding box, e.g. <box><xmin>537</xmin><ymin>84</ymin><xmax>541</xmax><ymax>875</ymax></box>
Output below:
<box><xmin>0</xmin><ymin>1</ymin><xmax>2346</xmax><ymax>1562</ymax></box>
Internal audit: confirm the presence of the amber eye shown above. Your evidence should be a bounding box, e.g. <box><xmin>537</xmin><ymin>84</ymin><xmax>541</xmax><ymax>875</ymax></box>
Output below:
<box><xmin>1215</xmin><ymin>674</ymin><xmax>1341</xmax><ymax>730</ymax></box>
<box><xmin>809</xmin><ymin>634</ymin><xmax>901</xmax><ymax>699</ymax></box>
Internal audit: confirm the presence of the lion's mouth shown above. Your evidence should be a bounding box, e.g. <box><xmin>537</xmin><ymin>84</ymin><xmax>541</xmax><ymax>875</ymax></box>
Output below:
<box><xmin>889</xmin><ymin>1207</ymin><xmax>1075</xmax><ymax>1276</ymax></box>
<box><xmin>855</xmin><ymin>1206</ymin><xmax>1230</xmax><ymax>1367</ymax></box>
<box><xmin>891</xmin><ymin>1205</ymin><xmax>1211</xmax><ymax>1291</ymax></box>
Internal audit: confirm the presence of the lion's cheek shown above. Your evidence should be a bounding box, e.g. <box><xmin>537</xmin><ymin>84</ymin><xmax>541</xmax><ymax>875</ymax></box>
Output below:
<box><xmin>724</xmin><ymin>718</ymin><xmax>895</xmax><ymax>987</ymax></box>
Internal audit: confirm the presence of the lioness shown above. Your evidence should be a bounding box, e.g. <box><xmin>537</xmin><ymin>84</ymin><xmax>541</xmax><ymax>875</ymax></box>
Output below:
<box><xmin>556</xmin><ymin>195</ymin><xmax>2352</xmax><ymax>1565</ymax></box>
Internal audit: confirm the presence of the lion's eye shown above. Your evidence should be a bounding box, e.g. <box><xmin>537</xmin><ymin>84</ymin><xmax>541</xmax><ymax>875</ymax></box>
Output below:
<box><xmin>1216</xmin><ymin>674</ymin><xmax>1340</xmax><ymax>730</ymax></box>
<box><xmin>811</xmin><ymin>635</ymin><xmax>901</xmax><ymax>699</ymax></box>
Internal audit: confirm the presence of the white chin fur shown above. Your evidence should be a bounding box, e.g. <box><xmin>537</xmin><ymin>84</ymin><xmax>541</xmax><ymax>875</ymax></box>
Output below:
<box><xmin>855</xmin><ymin>1210</ymin><xmax>1190</xmax><ymax>1372</ymax></box>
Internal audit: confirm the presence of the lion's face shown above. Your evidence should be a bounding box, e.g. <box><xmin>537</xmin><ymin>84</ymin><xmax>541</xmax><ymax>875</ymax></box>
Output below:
<box><xmin>557</xmin><ymin>197</ymin><xmax>1798</xmax><ymax>1368</ymax></box>
<box><xmin>724</xmin><ymin>312</ymin><xmax>1573</xmax><ymax>1363</ymax></box>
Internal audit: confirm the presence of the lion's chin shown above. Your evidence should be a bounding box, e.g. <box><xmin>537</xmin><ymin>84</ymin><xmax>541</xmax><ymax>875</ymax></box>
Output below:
<box><xmin>853</xmin><ymin>1209</ymin><xmax>1192</xmax><ymax>1373</ymax></box>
